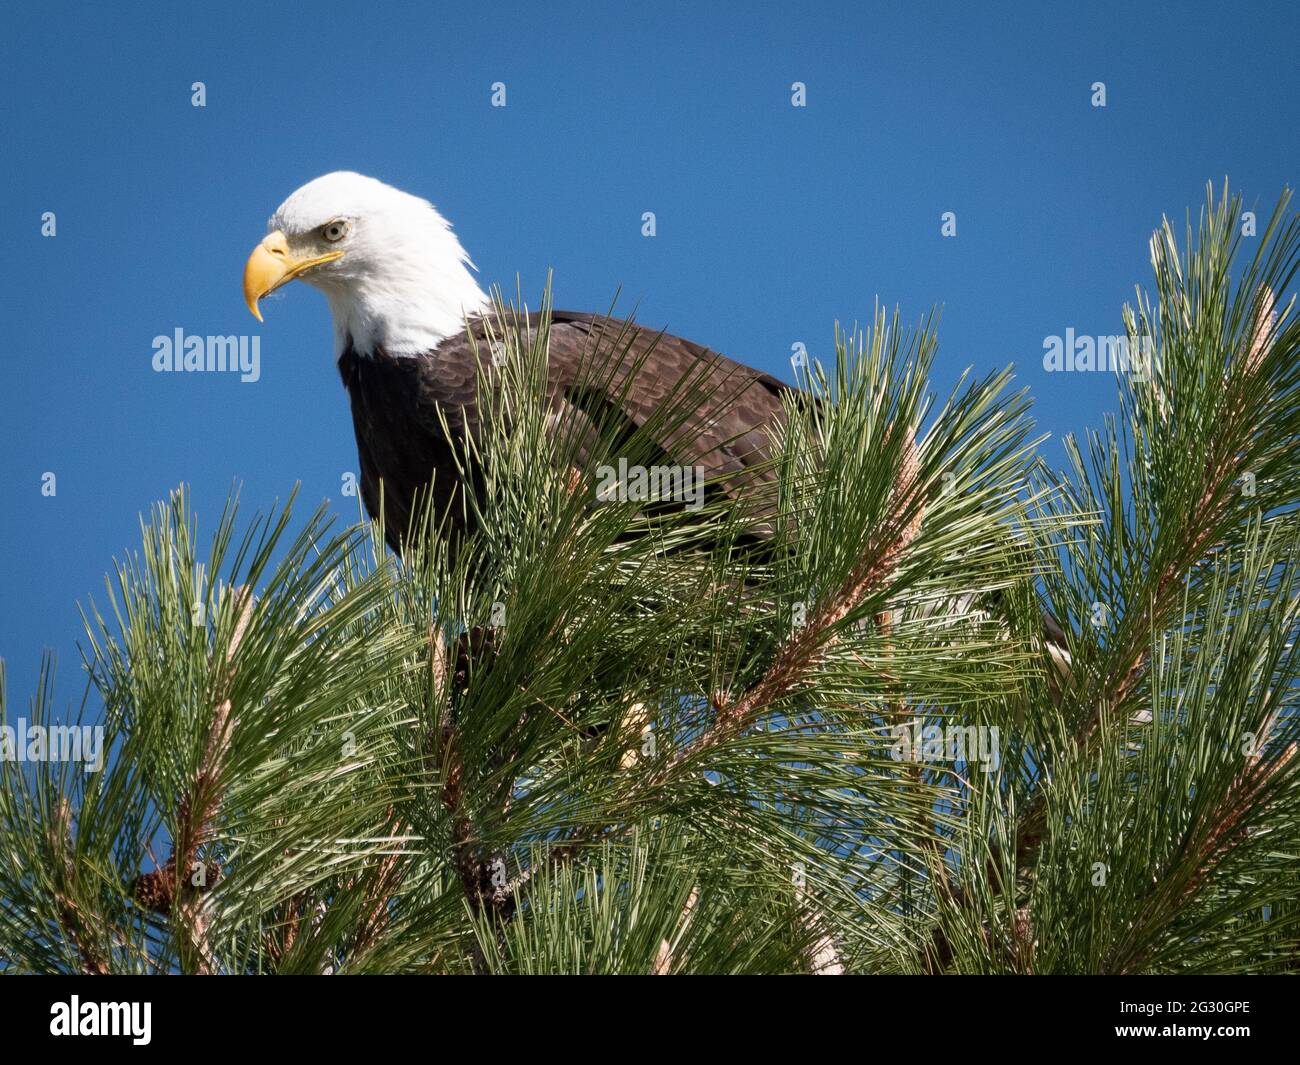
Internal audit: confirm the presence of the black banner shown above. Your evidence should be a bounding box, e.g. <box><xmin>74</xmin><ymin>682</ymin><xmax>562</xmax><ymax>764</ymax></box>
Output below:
<box><xmin>0</xmin><ymin>975</ymin><xmax>1287</xmax><ymax>1052</ymax></box>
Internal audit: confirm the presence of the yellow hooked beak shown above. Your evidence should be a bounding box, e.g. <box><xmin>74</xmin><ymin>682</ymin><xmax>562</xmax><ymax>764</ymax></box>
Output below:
<box><xmin>243</xmin><ymin>230</ymin><xmax>344</xmax><ymax>321</ymax></box>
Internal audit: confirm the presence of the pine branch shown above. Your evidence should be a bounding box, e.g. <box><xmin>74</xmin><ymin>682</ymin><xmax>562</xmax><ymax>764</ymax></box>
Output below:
<box><xmin>131</xmin><ymin>586</ymin><xmax>252</xmax><ymax>973</ymax></box>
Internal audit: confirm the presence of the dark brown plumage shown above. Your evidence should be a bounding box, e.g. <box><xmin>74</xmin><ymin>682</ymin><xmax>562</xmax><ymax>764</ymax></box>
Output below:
<box><xmin>338</xmin><ymin>310</ymin><xmax>794</xmax><ymax>554</ymax></box>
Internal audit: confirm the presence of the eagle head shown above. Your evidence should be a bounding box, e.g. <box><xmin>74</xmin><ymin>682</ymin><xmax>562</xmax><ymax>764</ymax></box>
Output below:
<box><xmin>243</xmin><ymin>171</ymin><xmax>489</xmax><ymax>357</ymax></box>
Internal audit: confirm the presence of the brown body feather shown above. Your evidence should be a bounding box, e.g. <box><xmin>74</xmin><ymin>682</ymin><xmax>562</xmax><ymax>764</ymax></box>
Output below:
<box><xmin>338</xmin><ymin>310</ymin><xmax>794</xmax><ymax>554</ymax></box>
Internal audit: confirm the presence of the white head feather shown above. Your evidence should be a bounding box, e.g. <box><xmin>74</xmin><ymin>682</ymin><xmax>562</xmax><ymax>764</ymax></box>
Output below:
<box><xmin>269</xmin><ymin>171</ymin><xmax>489</xmax><ymax>358</ymax></box>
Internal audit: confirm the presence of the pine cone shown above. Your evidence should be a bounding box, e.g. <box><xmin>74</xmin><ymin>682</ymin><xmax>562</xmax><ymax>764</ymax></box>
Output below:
<box><xmin>132</xmin><ymin>857</ymin><xmax>222</xmax><ymax>915</ymax></box>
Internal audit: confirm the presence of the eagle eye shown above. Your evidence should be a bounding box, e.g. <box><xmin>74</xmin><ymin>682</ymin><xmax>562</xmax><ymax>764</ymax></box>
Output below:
<box><xmin>322</xmin><ymin>219</ymin><xmax>350</xmax><ymax>243</ymax></box>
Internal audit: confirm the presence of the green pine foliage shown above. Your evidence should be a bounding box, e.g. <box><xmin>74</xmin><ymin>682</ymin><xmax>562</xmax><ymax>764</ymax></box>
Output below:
<box><xmin>1</xmin><ymin>184</ymin><xmax>1296</xmax><ymax>974</ymax></box>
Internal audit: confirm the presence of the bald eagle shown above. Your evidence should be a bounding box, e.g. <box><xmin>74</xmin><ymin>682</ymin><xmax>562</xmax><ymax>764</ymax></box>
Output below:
<box><xmin>244</xmin><ymin>172</ymin><xmax>1073</xmax><ymax>683</ymax></box>
<box><xmin>244</xmin><ymin>171</ymin><xmax>794</xmax><ymax>555</ymax></box>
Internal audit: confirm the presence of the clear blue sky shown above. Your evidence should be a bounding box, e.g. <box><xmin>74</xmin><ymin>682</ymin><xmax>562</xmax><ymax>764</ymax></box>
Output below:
<box><xmin>2</xmin><ymin>0</ymin><xmax>1297</xmax><ymax>702</ymax></box>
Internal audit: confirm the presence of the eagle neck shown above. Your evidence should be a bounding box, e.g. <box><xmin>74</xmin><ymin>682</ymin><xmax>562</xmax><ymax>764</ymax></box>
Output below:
<box><xmin>324</xmin><ymin>274</ymin><xmax>489</xmax><ymax>362</ymax></box>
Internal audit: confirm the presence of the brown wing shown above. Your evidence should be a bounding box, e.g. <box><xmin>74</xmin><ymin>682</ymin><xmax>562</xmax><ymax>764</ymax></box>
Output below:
<box><xmin>346</xmin><ymin>310</ymin><xmax>797</xmax><ymax>553</ymax></box>
<box><xmin>426</xmin><ymin>310</ymin><xmax>794</xmax><ymax>498</ymax></box>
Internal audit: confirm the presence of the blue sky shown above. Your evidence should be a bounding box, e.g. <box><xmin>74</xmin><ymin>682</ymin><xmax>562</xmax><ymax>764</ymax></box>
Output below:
<box><xmin>2</xmin><ymin>0</ymin><xmax>1297</xmax><ymax>702</ymax></box>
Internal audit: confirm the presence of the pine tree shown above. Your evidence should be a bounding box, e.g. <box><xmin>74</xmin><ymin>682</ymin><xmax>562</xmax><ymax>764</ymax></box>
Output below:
<box><xmin>1</xmin><ymin>184</ymin><xmax>1296</xmax><ymax>975</ymax></box>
